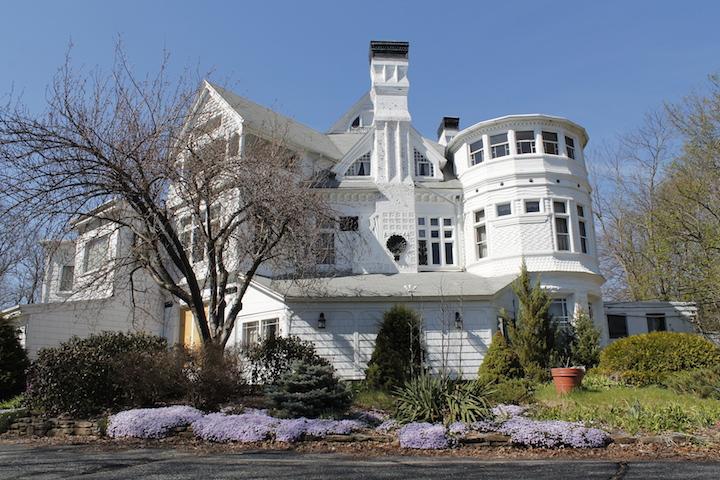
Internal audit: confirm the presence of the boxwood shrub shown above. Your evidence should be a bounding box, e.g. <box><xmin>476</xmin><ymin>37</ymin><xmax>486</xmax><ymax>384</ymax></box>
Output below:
<box><xmin>26</xmin><ymin>331</ymin><xmax>172</xmax><ymax>416</ymax></box>
<box><xmin>598</xmin><ymin>332</ymin><xmax>720</xmax><ymax>386</ymax></box>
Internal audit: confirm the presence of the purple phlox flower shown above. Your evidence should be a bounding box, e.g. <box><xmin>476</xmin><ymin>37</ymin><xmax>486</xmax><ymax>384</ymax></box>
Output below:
<box><xmin>448</xmin><ymin>421</ymin><xmax>468</xmax><ymax>437</ymax></box>
<box><xmin>469</xmin><ymin>419</ymin><xmax>498</xmax><ymax>433</ymax></box>
<box><xmin>375</xmin><ymin>419</ymin><xmax>399</xmax><ymax>433</ymax></box>
<box><xmin>398</xmin><ymin>422</ymin><xmax>450</xmax><ymax>450</ymax></box>
<box><xmin>491</xmin><ymin>404</ymin><xmax>526</xmax><ymax>421</ymax></box>
<box><xmin>355</xmin><ymin>409</ymin><xmax>387</xmax><ymax>425</ymax></box>
<box><xmin>107</xmin><ymin>406</ymin><xmax>204</xmax><ymax>439</ymax></box>
<box><xmin>497</xmin><ymin>416</ymin><xmax>609</xmax><ymax>448</ymax></box>
<box><xmin>191</xmin><ymin>410</ymin><xmax>278</xmax><ymax>443</ymax></box>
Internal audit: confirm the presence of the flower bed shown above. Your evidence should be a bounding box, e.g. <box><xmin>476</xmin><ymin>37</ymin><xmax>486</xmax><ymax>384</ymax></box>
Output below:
<box><xmin>107</xmin><ymin>406</ymin><xmax>203</xmax><ymax>439</ymax></box>
<box><xmin>398</xmin><ymin>422</ymin><xmax>450</xmax><ymax>449</ymax></box>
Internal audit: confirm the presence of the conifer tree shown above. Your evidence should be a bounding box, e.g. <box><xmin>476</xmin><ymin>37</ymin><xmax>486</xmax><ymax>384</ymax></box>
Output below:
<box><xmin>477</xmin><ymin>330</ymin><xmax>524</xmax><ymax>383</ymax></box>
<box><xmin>570</xmin><ymin>309</ymin><xmax>601</xmax><ymax>368</ymax></box>
<box><xmin>507</xmin><ymin>262</ymin><xmax>556</xmax><ymax>382</ymax></box>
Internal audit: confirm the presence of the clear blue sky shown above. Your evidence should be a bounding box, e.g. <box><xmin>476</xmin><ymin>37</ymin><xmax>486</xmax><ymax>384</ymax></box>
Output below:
<box><xmin>2</xmin><ymin>0</ymin><xmax>719</xmax><ymax>149</ymax></box>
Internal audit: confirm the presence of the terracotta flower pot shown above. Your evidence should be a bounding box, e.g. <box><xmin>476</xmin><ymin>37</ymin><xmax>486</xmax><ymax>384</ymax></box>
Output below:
<box><xmin>550</xmin><ymin>367</ymin><xmax>585</xmax><ymax>394</ymax></box>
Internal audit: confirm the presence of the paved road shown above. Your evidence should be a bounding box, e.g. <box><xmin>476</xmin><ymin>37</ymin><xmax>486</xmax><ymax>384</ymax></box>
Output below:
<box><xmin>0</xmin><ymin>444</ymin><xmax>718</xmax><ymax>479</ymax></box>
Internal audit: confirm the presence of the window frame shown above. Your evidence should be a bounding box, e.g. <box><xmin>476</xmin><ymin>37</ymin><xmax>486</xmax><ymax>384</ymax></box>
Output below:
<box><xmin>553</xmin><ymin>200</ymin><xmax>571</xmax><ymax>251</ymax></box>
<box><xmin>577</xmin><ymin>204</ymin><xmax>589</xmax><ymax>254</ymax></box>
<box><xmin>542</xmin><ymin>131</ymin><xmax>559</xmax><ymax>155</ymax></box>
<box><xmin>83</xmin><ymin>235</ymin><xmax>110</xmax><ymax>273</ymax></box>
<box><xmin>474</xmin><ymin>209</ymin><xmax>488</xmax><ymax>260</ymax></box>
<box><xmin>549</xmin><ymin>298</ymin><xmax>569</xmax><ymax>325</ymax></box>
<box><xmin>646</xmin><ymin>313</ymin><xmax>667</xmax><ymax>332</ymax></box>
<box><xmin>469</xmin><ymin>139</ymin><xmax>484</xmax><ymax>166</ymax></box>
<box><xmin>524</xmin><ymin>200</ymin><xmax>541</xmax><ymax>213</ymax></box>
<box><xmin>496</xmin><ymin>202</ymin><xmax>512</xmax><ymax>217</ymax></box>
<box><xmin>490</xmin><ymin>133</ymin><xmax>510</xmax><ymax>159</ymax></box>
<box><xmin>346</xmin><ymin>152</ymin><xmax>371</xmax><ymax>177</ymax></box>
<box><xmin>607</xmin><ymin>314</ymin><xmax>628</xmax><ymax>339</ymax></box>
<box><xmin>413</xmin><ymin>149</ymin><xmax>435</xmax><ymax>177</ymax></box>
<box><xmin>565</xmin><ymin>135</ymin><xmax>576</xmax><ymax>159</ymax></box>
<box><xmin>59</xmin><ymin>265</ymin><xmax>75</xmax><ymax>292</ymax></box>
<box><xmin>417</xmin><ymin>216</ymin><xmax>455</xmax><ymax>268</ymax></box>
<box><xmin>515</xmin><ymin>130</ymin><xmax>536</xmax><ymax>154</ymax></box>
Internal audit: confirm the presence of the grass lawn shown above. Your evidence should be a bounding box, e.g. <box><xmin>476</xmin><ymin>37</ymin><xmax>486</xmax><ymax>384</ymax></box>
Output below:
<box><xmin>532</xmin><ymin>383</ymin><xmax>720</xmax><ymax>435</ymax></box>
<box><xmin>352</xmin><ymin>389</ymin><xmax>395</xmax><ymax>412</ymax></box>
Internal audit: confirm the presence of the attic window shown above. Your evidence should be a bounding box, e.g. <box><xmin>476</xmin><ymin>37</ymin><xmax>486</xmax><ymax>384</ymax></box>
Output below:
<box><xmin>346</xmin><ymin>152</ymin><xmax>371</xmax><ymax>176</ymax></box>
<box><xmin>351</xmin><ymin>116</ymin><xmax>361</xmax><ymax>129</ymax></box>
<box><xmin>414</xmin><ymin>149</ymin><xmax>434</xmax><ymax>177</ymax></box>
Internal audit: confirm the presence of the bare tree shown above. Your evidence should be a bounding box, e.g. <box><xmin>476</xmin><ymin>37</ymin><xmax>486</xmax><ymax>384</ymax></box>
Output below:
<box><xmin>0</xmin><ymin>45</ymin><xmax>333</xmax><ymax>347</ymax></box>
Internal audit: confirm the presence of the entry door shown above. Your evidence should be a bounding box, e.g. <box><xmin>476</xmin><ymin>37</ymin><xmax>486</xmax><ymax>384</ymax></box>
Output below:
<box><xmin>179</xmin><ymin>309</ymin><xmax>202</xmax><ymax>348</ymax></box>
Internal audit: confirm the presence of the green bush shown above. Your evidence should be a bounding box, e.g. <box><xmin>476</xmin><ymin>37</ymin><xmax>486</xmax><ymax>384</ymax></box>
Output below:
<box><xmin>267</xmin><ymin>359</ymin><xmax>351</xmax><ymax>418</ymax></box>
<box><xmin>477</xmin><ymin>331</ymin><xmax>524</xmax><ymax>383</ymax></box>
<box><xmin>0</xmin><ymin>317</ymin><xmax>29</xmax><ymax>400</ymax></box>
<box><xmin>598</xmin><ymin>332</ymin><xmax>720</xmax><ymax>386</ymax></box>
<box><xmin>245</xmin><ymin>335</ymin><xmax>328</xmax><ymax>385</ymax></box>
<box><xmin>662</xmin><ymin>367</ymin><xmax>720</xmax><ymax>400</ymax></box>
<box><xmin>365</xmin><ymin>305</ymin><xmax>424</xmax><ymax>391</ymax></box>
<box><xmin>569</xmin><ymin>310</ymin><xmax>601</xmax><ymax>368</ymax></box>
<box><xmin>26</xmin><ymin>331</ymin><xmax>170</xmax><ymax>416</ymax></box>
<box><xmin>394</xmin><ymin>374</ymin><xmax>491</xmax><ymax>425</ymax></box>
<box><xmin>485</xmin><ymin>378</ymin><xmax>536</xmax><ymax>405</ymax></box>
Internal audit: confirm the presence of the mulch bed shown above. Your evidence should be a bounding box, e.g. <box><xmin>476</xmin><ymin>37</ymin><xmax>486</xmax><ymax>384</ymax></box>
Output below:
<box><xmin>2</xmin><ymin>435</ymin><xmax>719</xmax><ymax>461</ymax></box>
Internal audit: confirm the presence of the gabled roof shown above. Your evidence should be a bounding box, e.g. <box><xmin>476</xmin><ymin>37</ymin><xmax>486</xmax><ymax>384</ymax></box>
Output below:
<box><xmin>255</xmin><ymin>272</ymin><xmax>516</xmax><ymax>300</ymax></box>
<box><xmin>208</xmin><ymin>82</ymin><xmax>343</xmax><ymax>160</ymax></box>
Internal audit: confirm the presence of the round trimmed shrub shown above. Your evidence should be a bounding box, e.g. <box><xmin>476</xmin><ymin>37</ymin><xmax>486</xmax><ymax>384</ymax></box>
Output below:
<box><xmin>0</xmin><ymin>317</ymin><xmax>29</xmax><ymax>400</ymax></box>
<box><xmin>598</xmin><ymin>332</ymin><xmax>720</xmax><ymax>385</ymax></box>
<box><xmin>26</xmin><ymin>331</ymin><xmax>172</xmax><ymax>416</ymax></box>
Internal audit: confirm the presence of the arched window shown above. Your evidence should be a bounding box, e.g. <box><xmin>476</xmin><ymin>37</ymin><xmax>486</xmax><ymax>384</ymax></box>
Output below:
<box><xmin>346</xmin><ymin>152</ymin><xmax>371</xmax><ymax>176</ymax></box>
<box><xmin>414</xmin><ymin>149</ymin><xmax>434</xmax><ymax>177</ymax></box>
<box><xmin>351</xmin><ymin>116</ymin><xmax>361</xmax><ymax>129</ymax></box>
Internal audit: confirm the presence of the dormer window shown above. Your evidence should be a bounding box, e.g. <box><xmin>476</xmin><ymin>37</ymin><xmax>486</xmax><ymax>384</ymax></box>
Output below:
<box><xmin>414</xmin><ymin>149</ymin><xmax>434</xmax><ymax>177</ymax></box>
<box><xmin>351</xmin><ymin>116</ymin><xmax>361</xmax><ymax>129</ymax></box>
<box><xmin>346</xmin><ymin>152</ymin><xmax>371</xmax><ymax>176</ymax></box>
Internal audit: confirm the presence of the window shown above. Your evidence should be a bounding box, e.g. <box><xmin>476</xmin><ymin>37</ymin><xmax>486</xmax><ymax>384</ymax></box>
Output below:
<box><xmin>474</xmin><ymin>209</ymin><xmax>488</xmax><ymax>259</ymax></box>
<box><xmin>179</xmin><ymin>207</ymin><xmax>222</xmax><ymax>264</ymax></box>
<box><xmin>317</xmin><ymin>232</ymin><xmax>335</xmax><ymax>265</ymax></box>
<box><xmin>524</xmin><ymin>200</ymin><xmax>540</xmax><ymax>213</ymax></box>
<box><xmin>351</xmin><ymin>116</ymin><xmax>361</xmax><ymax>128</ymax></box>
<box><xmin>496</xmin><ymin>203</ymin><xmax>511</xmax><ymax>217</ymax></box>
<box><xmin>346</xmin><ymin>152</ymin><xmax>371</xmax><ymax>176</ymax></box>
<box><xmin>59</xmin><ymin>265</ymin><xmax>74</xmax><ymax>292</ymax></box>
<box><xmin>197</xmin><ymin>115</ymin><xmax>222</xmax><ymax>134</ymax></box>
<box><xmin>417</xmin><ymin>216</ymin><xmax>454</xmax><ymax>267</ymax></box>
<box><xmin>646</xmin><ymin>314</ymin><xmax>667</xmax><ymax>332</ymax></box>
<box><xmin>339</xmin><ymin>216</ymin><xmax>359</xmax><ymax>231</ymax></box>
<box><xmin>469</xmin><ymin>139</ymin><xmax>484</xmax><ymax>166</ymax></box>
<box><xmin>577</xmin><ymin>205</ymin><xmax>588</xmax><ymax>254</ymax></box>
<box><xmin>542</xmin><ymin>131</ymin><xmax>559</xmax><ymax>155</ymax></box>
<box><xmin>549</xmin><ymin>298</ymin><xmax>569</xmax><ymax>324</ymax></box>
<box><xmin>490</xmin><ymin>133</ymin><xmax>510</xmax><ymax>158</ymax></box>
<box><xmin>515</xmin><ymin>130</ymin><xmax>536</xmax><ymax>154</ymax></box>
<box><xmin>241</xmin><ymin>318</ymin><xmax>279</xmax><ymax>348</ymax></box>
<box><xmin>565</xmin><ymin>136</ymin><xmax>576</xmax><ymax>159</ymax></box>
<box><xmin>83</xmin><ymin>235</ymin><xmax>109</xmax><ymax>272</ymax></box>
<box><xmin>414</xmin><ymin>149</ymin><xmax>434</xmax><ymax>177</ymax></box>
<box><xmin>607</xmin><ymin>315</ymin><xmax>628</xmax><ymax>339</ymax></box>
<box><xmin>553</xmin><ymin>200</ymin><xmax>570</xmax><ymax>251</ymax></box>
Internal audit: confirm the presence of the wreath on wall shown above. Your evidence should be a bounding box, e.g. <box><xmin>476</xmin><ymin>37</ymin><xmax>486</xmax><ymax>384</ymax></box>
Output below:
<box><xmin>386</xmin><ymin>235</ymin><xmax>408</xmax><ymax>261</ymax></box>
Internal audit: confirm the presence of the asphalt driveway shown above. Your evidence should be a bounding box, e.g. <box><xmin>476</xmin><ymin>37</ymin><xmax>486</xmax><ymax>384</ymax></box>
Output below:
<box><xmin>0</xmin><ymin>444</ymin><xmax>718</xmax><ymax>479</ymax></box>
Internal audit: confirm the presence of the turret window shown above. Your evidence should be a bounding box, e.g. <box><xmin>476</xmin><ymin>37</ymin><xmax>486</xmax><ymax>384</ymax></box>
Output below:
<box><xmin>565</xmin><ymin>136</ymin><xmax>576</xmax><ymax>159</ymax></box>
<box><xmin>553</xmin><ymin>200</ymin><xmax>570</xmax><ymax>251</ymax></box>
<box><xmin>469</xmin><ymin>139</ymin><xmax>484</xmax><ymax>165</ymax></box>
<box><xmin>524</xmin><ymin>200</ymin><xmax>541</xmax><ymax>213</ymax></box>
<box><xmin>474</xmin><ymin>209</ymin><xmax>488</xmax><ymax>259</ymax></box>
<box><xmin>490</xmin><ymin>133</ymin><xmax>510</xmax><ymax>158</ymax></box>
<box><xmin>515</xmin><ymin>131</ymin><xmax>536</xmax><ymax>154</ymax></box>
<box><xmin>496</xmin><ymin>203</ymin><xmax>511</xmax><ymax>217</ymax></box>
<box><xmin>346</xmin><ymin>152</ymin><xmax>371</xmax><ymax>176</ymax></box>
<box><xmin>577</xmin><ymin>205</ymin><xmax>588</xmax><ymax>254</ymax></box>
<box><xmin>414</xmin><ymin>149</ymin><xmax>434</xmax><ymax>177</ymax></box>
<box><xmin>542</xmin><ymin>131</ymin><xmax>559</xmax><ymax>155</ymax></box>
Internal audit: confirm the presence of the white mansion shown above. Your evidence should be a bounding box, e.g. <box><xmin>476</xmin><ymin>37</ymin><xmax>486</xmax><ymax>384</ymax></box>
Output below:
<box><xmin>5</xmin><ymin>41</ymin><xmax>695</xmax><ymax>379</ymax></box>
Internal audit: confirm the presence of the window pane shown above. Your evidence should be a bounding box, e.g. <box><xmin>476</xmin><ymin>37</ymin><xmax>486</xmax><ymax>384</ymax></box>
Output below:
<box><xmin>579</xmin><ymin>221</ymin><xmax>587</xmax><ymax>236</ymax></box>
<box><xmin>490</xmin><ymin>133</ymin><xmax>508</xmax><ymax>145</ymax></box>
<box><xmin>555</xmin><ymin>217</ymin><xmax>569</xmax><ymax>234</ymax></box>
<box><xmin>475</xmin><ymin>209</ymin><xmax>485</xmax><ymax>223</ymax></box>
<box><xmin>525</xmin><ymin>201</ymin><xmax>540</xmax><ymax>213</ymax></box>
<box><xmin>418</xmin><ymin>230</ymin><xmax>426</xmax><ymax>238</ymax></box>
<box><xmin>607</xmin><ymin>315</ymin><xmax>628</xmax><ymax>338</ymax></box>
<box><xmin>549</xmin><ymin>299</ymin><xmax>568</xmax><ymax>323</ymax></box>
<box><xmin>470</xmin><ymin>139</ymin><xmax>483</xmax><ymax>151</ymax></box>
<box><xmin>444</xmin><ymin>243</ymin><xmax>454</xmax><ymax>265</ymax></box>
<box><xmin>339</xmin><ymin>216</ymin><xmax>359</xmax><ymax>231</ymax></box>
<box><xmin>430</xmin><ymin>218</ymin><xmax>439</xmax><ymax>226</ymax></box>
<box><xmin>646</xmin><ymin>314</ymin><xmax>666</xmax><ymax>332</ymax></box>
<box><xmin>443</xmin><ymin>230</ymin><xmax>452</xmax><ymax>238</ymax></box>
<box><xmin>431</xmin><ymin>243</ymin><xmax>440</xmax><ymax>265</ymax></box>
<box><xmin>443</xmin><ymin>218</ymin><xmax>452</xmax><ymax>226</ymax></box>
<box><xmin>542</xmin><ymin>131</ymin><xmax>558</xmax><ymax>142</ymax></box>
<box><xmin>418</xmin><ymin>240</ymin><xmax>428</xmax><ymax>265</ymax></box>
<box><xmin>84</xmin><ymin>236</ymin><xmax>109</xmax><ymax>271</ymax></box>
<box><xmin>431</xmin><ymin>230</ymin><xmax>439</xmax><ymax>238</ymax></box>
<box><xmin>515</xmin><ymin>130</ymin><xmax>534</xmax><ymax>141</ymax></box>
<box><xmin>418</xmin><ymin>217</ymin><xmax>426</xmax><ymax>226</ymax></box>
<box><xmin>476</xmin><ymin>225</ymin><xmax>487</xmax><ymax>243</ymax></box>
<box><xmin>553</xmin><ymin>201</ymin><xmax>567</xmax><ymax>214</ymax></box>
<box><xmin>59</xmin><ymin>265</ymin><xmax>74</xmax><ymax>292</ymax></box>
<box><xmin>317</xmin><ymin>232</ymin><xmax>335</xmax><ymax>264</ymax></box>
<box><xmin>577</xmin><ymin>205</ymin><xmax>585</xmax><ymax>217</ymax></box>
<box><xmin>497</xmin><ymin>203</ymin><xmax>511</xmax><ymax>216</ymax></box>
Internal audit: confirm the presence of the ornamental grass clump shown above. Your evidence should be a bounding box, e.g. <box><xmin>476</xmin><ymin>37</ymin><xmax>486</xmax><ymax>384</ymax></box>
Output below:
<box><xmin>107</xmin><ymin>406</ymin><xmax>203</xmax><ymax>439</ymax></box>
<box><xmin>398</xmin><ymin>422</ymin><xmax>450</xmax><ymax>449</ymax></box>
<box><xmin>191</xmin><ymin>409</ymin><xmax>278</xmax><ymax>443</ymax></box>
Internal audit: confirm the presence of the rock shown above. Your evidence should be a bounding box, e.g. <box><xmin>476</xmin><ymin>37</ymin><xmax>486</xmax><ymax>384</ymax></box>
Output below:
<box><xmin>75</xmin><ymin>421</ymin><xmax>93</xmax><ymax>428</ymax></box>
<box><xmin>610</xmin><ymin>435</ymin><xmax>637</xmax><ymax>445</ymax></box>
<box><xmin>73</xmin><ymin>428</ymin><xmax>94</xmax><ymax>436</ymax></box>
<box><xmin>461</xmin><ymin>432</ymin><xmax>511</xmax><ymax>445</ymax></box>
<box><xmin>638</xmin><ymin>436</ymin><xmax>668</xmax><ymax>445</ymax></box>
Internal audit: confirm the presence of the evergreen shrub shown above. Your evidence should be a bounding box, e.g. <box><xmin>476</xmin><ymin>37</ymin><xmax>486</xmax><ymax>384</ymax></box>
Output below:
<box><xmin>0</xmin><ymin>317</ymin><xmax>29</xmax><ymax>400</ymax></box>
<box><xmin>245</xmin><ymin>335</ymin><xmax>328</xmax><ymax>385</ymax></box>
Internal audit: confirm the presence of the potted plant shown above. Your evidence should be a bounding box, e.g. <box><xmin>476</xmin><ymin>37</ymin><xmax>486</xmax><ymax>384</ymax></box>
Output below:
<box><xmin>550</xmin><ymin>359</ymin><xmax>585</xmax><ymax>394</ymax></box>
